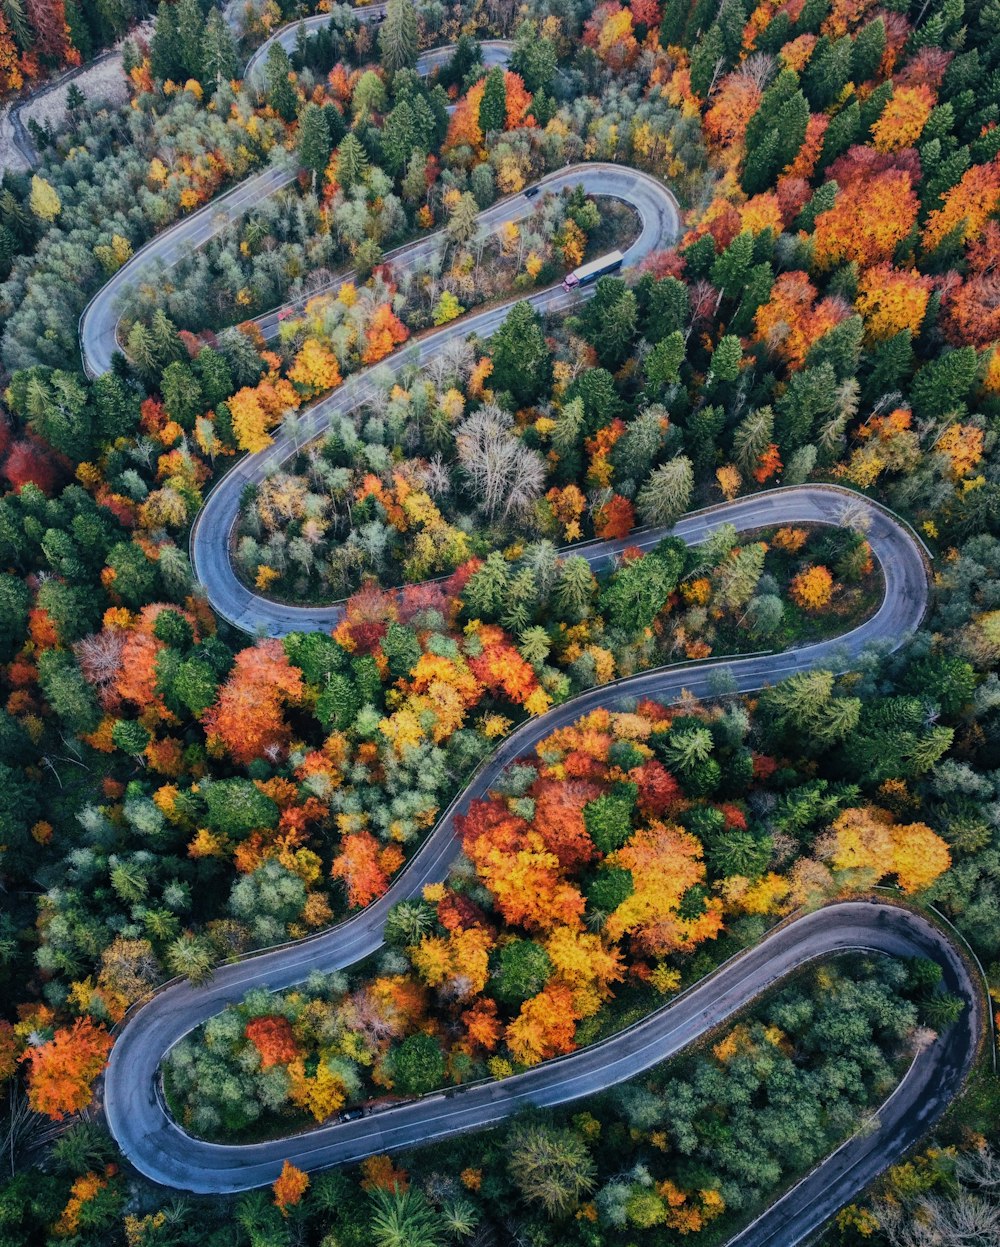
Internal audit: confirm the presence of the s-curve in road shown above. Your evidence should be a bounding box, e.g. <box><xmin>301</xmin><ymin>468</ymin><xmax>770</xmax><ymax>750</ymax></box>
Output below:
<box><xmin>111</xmin><ymin>461</ymin><xmax>975</xmax><ymax>1247</ymax></box>
<box><xmin>85</xmin><ymin>16</ymin><xmax>979</xmax><ymax>1234</ymax></box>
<box><xmin>78</xmin><ymin>29</ymin><xmax>513</xmax><ymax>378</ymax></box>
<box><xmin>104</xmin><ymin>898</ymin><xmax>978</xmax><ymax>1247</ymax></box>
<box><xmin>187</xmin><ymin>159</ymin><xmax>680</xmax><ymax>633</ymax></box>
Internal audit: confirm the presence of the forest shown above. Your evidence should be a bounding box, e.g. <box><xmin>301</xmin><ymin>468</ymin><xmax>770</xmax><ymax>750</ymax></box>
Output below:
<box><xmin>0</xmin><ymin>0</ymin><xmax>998</xmax><ymax>1243</ymax></box>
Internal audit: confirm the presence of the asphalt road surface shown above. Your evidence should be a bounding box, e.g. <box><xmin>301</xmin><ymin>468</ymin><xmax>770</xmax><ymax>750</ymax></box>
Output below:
<box><xmin>90</xmin><ymin>15</ymin><xmax>979</xmax><ymax>1243</ymax></box>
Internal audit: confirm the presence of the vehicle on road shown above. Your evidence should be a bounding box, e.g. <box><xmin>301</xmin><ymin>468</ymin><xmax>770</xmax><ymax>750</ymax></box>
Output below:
<box><xmin>562</xmin><ymin>249</ymin><xmax>624</xmax><ymax>292</ymax></box>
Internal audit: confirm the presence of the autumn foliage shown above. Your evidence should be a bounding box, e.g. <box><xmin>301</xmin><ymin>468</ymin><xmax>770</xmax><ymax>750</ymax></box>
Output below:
<box><xmin>789</xmin><ymin>565</ymin><xmax>834</xmax><ymax>610</ymax></box>
<box><xmin>246</xmin><ymin>1016</ymin><xmax>301</xmax><ymax>1067</ymax></box>
<box><xmin>273</xmin><ymin>1160</ymin><xmax>309</xmax><ymax>1213</ymax></box>
<box><xmin>818</xmin><ymin>805</ymin><xmax>951</xmax><ymax>893</ymax></box>
<box><xmin>361</xmin><ymin>304</ymin><xmax>409</xmax><ymax>364</ymax></box>
<box><xmin>813</xmin><ymin>160</ymin><xmax>919</xmax><ymax>269</ymax></box>
<box><xmin>22</xmin><ymin>1018</ymin><xmax>113</xmax><ymax>1119</ymax></box>
<box><xmin>203</xmin><ymin>639</ymin><xmax>304</xmax><ymax>765</ymax></box>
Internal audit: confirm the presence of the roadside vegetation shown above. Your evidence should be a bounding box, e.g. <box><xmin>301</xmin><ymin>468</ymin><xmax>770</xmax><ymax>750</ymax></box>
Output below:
<box><xmin>163</xmin><ymin>688</ymin><xmax>957</xmax><ymax>1145</ymax></box>
<box><xmin>0</xmin><ymin>0</ymin><xmax>998</xmax><ymax>1242</ymax></box>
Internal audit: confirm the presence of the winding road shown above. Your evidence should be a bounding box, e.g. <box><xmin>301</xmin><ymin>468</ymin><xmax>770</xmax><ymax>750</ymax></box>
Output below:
<box><xmin>86</xmin><ymin>13</ymin><xmax>981</xmax><ymax>1245</ymax></box>
<box><xmin>79</xmin><ymin>29</ymin><xmax>517</xmax><ymax>376</ymax></box>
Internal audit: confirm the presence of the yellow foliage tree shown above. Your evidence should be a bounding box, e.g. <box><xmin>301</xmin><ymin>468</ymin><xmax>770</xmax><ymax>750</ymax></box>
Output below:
<box><xmin>228</xmin><ymin>388</ymin><xmax>272</xmax><ymax>453</ymax></box>
<box><xmin>790</xmin><ymin>565</ymin><xmax>834</xmax><ymax>610</ymax></box>
<box><xmin>30</xmin><ymin>175</ymin><xmax>61</xmax><ymax>222</ymax></box>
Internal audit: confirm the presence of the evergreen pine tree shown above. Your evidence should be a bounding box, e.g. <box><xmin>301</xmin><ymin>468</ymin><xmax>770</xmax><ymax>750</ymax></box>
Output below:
<box><xmin>445</xmin><ymin>191</ymin><xmax>479</xmax><ymax>245</ymax></box>
<box><xmin>851</xmin><ymin>17</ymin><xmax>885</xmax><ymax>82</ymax></box>
<box><xmin>379</xmin><ymin>0</ymin><xmax>418</xmax><ymax>72</ymax></box>
<box><xmin>659</xmin><ymin>0</ymin><xmax>687</xmax><ymax>46</ymax></box>
<box><xmin>265</xmin><ymin>43</ymin><xmax>297</xmax><ymax>122</ymax></box>
<box><xmin>298</xmin><ymin>103</ymin><xmax>332</xmax><ymax>189</ymax></box>
<box><xmin>490</xmin><ymin>302</ymin><xmax>553</xmax><ymax>406</ymax></box>
<box><xmin>729</xmin><ymin>262</ymin><xmax>773</xmax><ymax>336</ymax></box>
<box><xmin>322</xmin><ymin>101</ymin><xmax>346</xmax><ymax>148</ymax></box>
<box><xmin>862</xmin><ymin>330</ymin><xmax>914</xmax><ymax>404</ymax></box>
<box><xmin>802</xmin><ymin>34</ymin><xmax>853</xmax><ymax>110</ymax></box>
<box><xmin>174</xmin><ymin>0</ymin><xmax>202</xmax><ymax>82</ymax></box>
<box><xmin>636</xmin><ymin>457</ymin><xmax>694</xmax><ymax>528</ymax></box>
<box><xmin>910</xmin><ymin>347</ymin><xmax>978</xmax><ymax>420</ymax></box>
<box><xmin>336</xmin><ymin>132</ymin><xmax>369</xmax><ymax>189</ymax></box>
<box><xmin>689</xmin><ymin>24</ymin><xmax>725</xmax><ymax>98</ymax></box>
<box><xmin>380</xmin><ymin>100</ymin><xmax>420</xmax><ymax>175</ymax></box>
<box><xmin>818</xmin><ymin>100</ymin><xmax>860</xmax><ymax>171</ymax></box>
<box><xmin>710</xmin><ymin>231</ymin><xmax>754</xmax><ymax>299</ymax></box>
<box><xmin>859</xmin><ymin>80</ymin><xmax>893</xmax><ymax>133</ymax></box>
<box><xmin>731</xmin><ymin>406</ymin><xmax>775</xmax><ymax>475</ymax></box>
<box><xmin>150</xmin><ymin>1</ymin><xmax>180</xmax><ymax>81</ymax></box>
<box><xmin>200</xmin><ymin>9</ymin><xmax>238</xmax><ymax>91</ymax></box>
<box><xmin>478</xmin><ymin>66</ymin><xmax>507</xmax><ymax>134</ymax></box>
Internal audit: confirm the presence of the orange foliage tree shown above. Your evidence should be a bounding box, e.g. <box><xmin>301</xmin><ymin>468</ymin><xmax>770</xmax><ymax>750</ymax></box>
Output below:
<box><xmin>936</xmin><ymin>423</ymin><xmax>985</xmax><ymax>481</ymax></box>
<box><xmin>362</xmin><ymin>304</ymin><xmax>409</xmax><ymax>364</ymax></box>
<box><xmin>584</xmin><ymin>3</ymin><xmax>640</xmax><ymax>70</ymax></box>
<box><xmin>605</xmin><ymin>821</ymin><xmax>724</xmax><ymax>955</ymax></box>
<box><xmin>789</xmin><ymin>565</ymin><xmax>834</xmax><ymax>610</ymax></box>
<box><xmin>331</xmin><ymin>830</ymin><xmax>404</xmax><ymax>908</ymax></box>
<box><xmin>0</xmin><ymin>13</ymin><xmax>23</xmax><ymax>94</ymax></box>
<box><xmin>505</xmin><ymin>982</ymin><xmax>579</xmax><ymax>1065</ymax></box>
<box><xmin>855</xmin><ymin>263</ymin><xmax>933</xmax><ymax>340</ymax></box>
<box><xmin>273</xmin><ymin>1160</ymin><xmax>309</xmax><ymax>1213</ymax></box>
<box><xmin>872</xmin><ymin>84</ymin><xmax>935</xmax><ymax>152</ymax></box>
<box><xmin>445</xmin><ymin>78</ymin><xmax>485</xmax><ymax>150</ymax></box>
<box><xmin>922</xmin><ymin>157</ymin><xmax>1000</xmax><ymax>252</ymax></box>
<box><xmin>245</xmin><ymin>1015</ymin><xmax>301</xmax><ymax>1067</ymax></box>
<box><xmin>703</xmin><ymin>73</ymin><xmax>762</xmax><ymax>149</ymax></box>
<box><xmin>21</xmin><ymin>1018</ymin><xmax>113</xmax><ymax>1119</ymax></box>
<box><xmin>503</xmin><ymin>71</ymin><xmax>534</xmax><ymax>129</ymax></box>
<box><xmin>287</xmin><ymin>338</ymin><xmax>343</xmax><ymax>397</ymax></box>
<box><xmin>753</xmin><ymin>271</ymin><xmax>850</xmax><ymax>368</ymax></box>
<box><xmin>812</xmin><ymin>169</ymin><xmax>919</xmax><ymax>269</ymax></box>
<box><xmin>940</xmin><ymin>222</ymin><xmax>1000</xmax><ymax>346</ymax></box>
<box><xmin>203</xmin><ymin>639</ymin><xmax>304</xmax><ymax>764</ymax></box>
<box><xmin>228</xmin><ymin>387</ymin><xmax>273</xmax><ymax>454</ymax></box>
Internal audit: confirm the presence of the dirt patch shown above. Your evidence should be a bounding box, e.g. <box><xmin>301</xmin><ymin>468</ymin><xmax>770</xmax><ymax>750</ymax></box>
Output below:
<box><xmin>0</xmin><ymin>20</ymin><xmax>152</xmax><ymax>174</ymax></box>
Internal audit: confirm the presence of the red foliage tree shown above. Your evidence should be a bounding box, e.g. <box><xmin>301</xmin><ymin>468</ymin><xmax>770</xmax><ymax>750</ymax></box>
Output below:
<box><xmin>27</xmin><ymin>0</ymin><xmax>75</xmax><ymax>65</ymax></box>
<box><xmin>245</xmin><ymin>1016</ymin><xmax>301</xmax><ymax>1067</ymax></box>
<box><xmin>334</xmin><ymin>583</ymin><xmax>396</xmax><ymax>653</ymax></box>
<box><xmin>593</xmin><ymin>494</ymin><xmax>635</xmax><ymax>539</ymax></box>
<box><xmin>530</xmin><ymin>778</ymin><xmax>603</xmax><ymax>872</ymax></box>
<box><xmin>629</xmin><ymin>759</ymin><xmax>682</xmax><ymax>818</ymax></box>
<box><xmin>3</xmin><ymin>438</ymin><xmax>59</xmax><ymax>494</ymax></box>
<box><xmin>631</xmin><ymin>0</ymin><xmax>662</xmax><ymax>28</ymax></box>
<box><xmin>940</xmin><ymin>221</ymin><xmax>1000</xmax><ymax>346</ymax></box>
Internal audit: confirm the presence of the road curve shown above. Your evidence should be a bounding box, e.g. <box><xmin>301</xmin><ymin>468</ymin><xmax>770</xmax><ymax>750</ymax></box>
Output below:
<box><xmin>242</xmin><ymin>7</ymin><xmax>516</xmax><ymax>85</ymax></box>
<box><xmin>87</xmin><ymin>12</ymin><xmax>978</xmax><ymax>1239</ymax></box>
<box><xmin>78</xmin><ymin>26</ymin><xmax>513</xmax><ymax>377</ymax></box>
<box><xmin>106</xmin><ymin>895</ymin><xmax>977</xmax><ymax>1244</ymax></box>
<box><xmin>243</xmin><ymin>4</ymin><xmax>388</xmax><ymax>83</ymax></box>
<box><xmin>112</xmin><ymin>467</ymin><xmax>970</xmax><ymax>1244</ymax></box>
<box><xmin>189</xmin><ymin>160</ymin><xmax>678</xmax><ymax>634</ymax></box>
